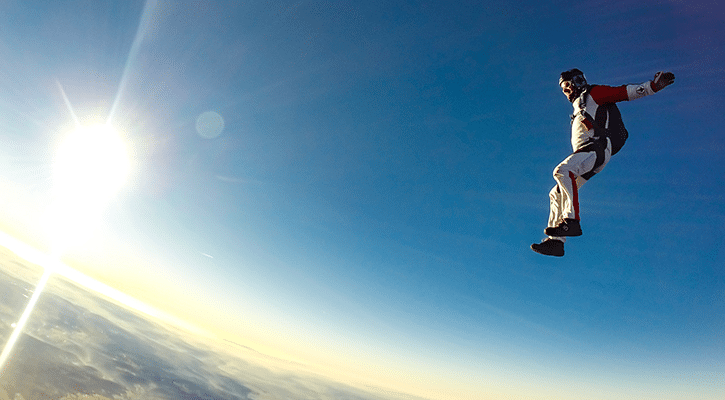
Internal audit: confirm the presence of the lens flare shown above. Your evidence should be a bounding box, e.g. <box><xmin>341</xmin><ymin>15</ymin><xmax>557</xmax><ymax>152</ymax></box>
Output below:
<box><xmin>196</xmin><ymin>111</ymin><xmax>225</xmax><ymax>139</ymax></box>
<box><xmin>0</xmin><ymin>269</ymin><xmax>53</xmax><ymax>375</ymax></box>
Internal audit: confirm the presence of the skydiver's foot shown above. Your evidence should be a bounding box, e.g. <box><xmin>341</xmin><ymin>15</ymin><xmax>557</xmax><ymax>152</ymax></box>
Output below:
<box><xmin>544</xmin><ymin>218</ymin><xmax>582</xmax><ymax>237</ymax></box>
<box><xmin>531</xmin><ymin>239</ymin><xmax>565</xmax><ymax>257</ymax></box>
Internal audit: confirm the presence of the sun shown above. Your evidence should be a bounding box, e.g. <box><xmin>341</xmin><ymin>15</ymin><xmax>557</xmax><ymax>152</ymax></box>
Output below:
<box><xmin>46</xmin><ymin>123</ymin><xmax>131</xmax><ymax>253</ymax></box>
<box><xmin>54</xmin><ymin>124</ymin><xmax>130</xmax><ymax>194</ymax></box>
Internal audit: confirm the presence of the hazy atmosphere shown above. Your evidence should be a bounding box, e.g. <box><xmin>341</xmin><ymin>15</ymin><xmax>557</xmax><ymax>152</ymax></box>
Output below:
<box><xmin>0</xmin><ymin>1</ymin><xmax>723</xmax><ymax>399</ymax></box>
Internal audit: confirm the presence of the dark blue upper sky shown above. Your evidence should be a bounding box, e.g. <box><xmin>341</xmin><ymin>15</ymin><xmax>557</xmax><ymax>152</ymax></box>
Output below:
<box><xmin>0</xmin><ymin>1</ymin><xmax>722</xmax><ymax>398</ymax></box>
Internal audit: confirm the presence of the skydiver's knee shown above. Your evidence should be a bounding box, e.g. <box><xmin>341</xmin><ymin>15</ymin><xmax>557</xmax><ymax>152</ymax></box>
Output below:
<box><xmin>553</xmin><ymin>165</ymin><xmax>568</xmax><ymax>179</ymax></box>
<box><xmin>549</xmin><ymin>186</ymin><xmax>559</xmax><ymax>200</ymax></box>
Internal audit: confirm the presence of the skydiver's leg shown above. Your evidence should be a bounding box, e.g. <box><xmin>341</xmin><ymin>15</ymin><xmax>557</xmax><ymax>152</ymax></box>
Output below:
<box><xmin>552</xmin><ymin>152</ymin><xmax>597</xmax><ymax>220</ymax></box>
<box><xmin>535</xmin><ymin>144</ymin><xmax>612</xmax><ymax>255</ymax></box>
<box><xmin>548</xmin><ymin>185</ymin><xmax>567</xmax><ymax>243</ymax></box>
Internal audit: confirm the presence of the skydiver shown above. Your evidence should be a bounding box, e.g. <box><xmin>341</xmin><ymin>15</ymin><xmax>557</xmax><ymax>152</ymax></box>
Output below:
<box><xmin>531</xmin><ymin>68</ymin><xmax>676</xmax><ymax>257</ymax></box>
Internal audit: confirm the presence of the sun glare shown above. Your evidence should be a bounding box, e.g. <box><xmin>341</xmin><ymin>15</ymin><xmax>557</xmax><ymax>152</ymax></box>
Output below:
<box><xmin>2</xmin><ymin>123</ymin><xmax>133</xmax><ymax>375</ymax></box>
<box><xmin>46</xmin><ymin>124</ymin><xmax>131</xmax><ymax>252</ymax></box>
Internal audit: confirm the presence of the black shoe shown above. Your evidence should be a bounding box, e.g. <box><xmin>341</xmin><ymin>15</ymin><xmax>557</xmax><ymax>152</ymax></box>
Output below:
<box><xmin>531</xmin><ymin>239</ymin><xmax>565</xmax><ymax>257</ymax></box>
<box><xmin>544</xmin><ymin>218</ymin><xmax>582</xmax><ymax>237</ymax></box>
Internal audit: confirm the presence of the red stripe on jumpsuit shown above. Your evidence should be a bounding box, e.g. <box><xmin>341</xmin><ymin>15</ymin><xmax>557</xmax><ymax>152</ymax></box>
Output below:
<box><xmin>569</xmin><ymin>171</ymin><xmax>580</xmax><ymax>220</ymax></box>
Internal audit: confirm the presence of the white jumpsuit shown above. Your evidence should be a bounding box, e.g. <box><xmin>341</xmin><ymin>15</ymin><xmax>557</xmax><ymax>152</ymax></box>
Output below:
<box><xmin>548</xmin><ymin>81</ymin><xmax>656</xmax><ymax>242</ymax></box>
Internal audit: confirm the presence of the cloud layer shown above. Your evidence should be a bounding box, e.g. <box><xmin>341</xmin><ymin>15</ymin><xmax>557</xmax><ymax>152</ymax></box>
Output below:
<box><xmin>0</xmin><ymin>251</ymin><xmax>410</xmax><ymax>400</ymax></box>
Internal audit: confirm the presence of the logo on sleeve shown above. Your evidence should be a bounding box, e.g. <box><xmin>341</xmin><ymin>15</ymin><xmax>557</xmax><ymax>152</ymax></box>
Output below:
<box><xmin>636</xmin><ymin>85</ymin><xmax>646</xmax><ymax>94</ymax></box>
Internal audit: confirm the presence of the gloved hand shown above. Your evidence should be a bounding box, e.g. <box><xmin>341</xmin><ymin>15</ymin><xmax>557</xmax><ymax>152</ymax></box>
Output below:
<box><xmin>652</xmin><ymin>71</ymin><xmax>675</xmax><ymax>92</ymax></box>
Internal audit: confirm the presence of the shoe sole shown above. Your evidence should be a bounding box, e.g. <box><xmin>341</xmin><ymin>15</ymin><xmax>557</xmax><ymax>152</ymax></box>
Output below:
<box><xmin>530</xmin><ymin>244</ymin><xmax>564</xmax><ymax>257</ymax></box>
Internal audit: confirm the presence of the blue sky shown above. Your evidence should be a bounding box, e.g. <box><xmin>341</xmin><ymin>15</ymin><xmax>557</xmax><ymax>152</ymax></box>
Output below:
<box><xmin>0</xmin><ymin>0</ymin><xmax>723</xmax><ymax>399</ymax></box>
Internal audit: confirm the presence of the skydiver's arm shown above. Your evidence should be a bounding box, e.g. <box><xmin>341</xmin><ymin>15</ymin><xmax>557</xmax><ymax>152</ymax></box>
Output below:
<box><xmin>589</xmin><ymin>85</ymin><xmax>630</xmax><ymax>104</ymax></box>
<box><xmin>590</xmin><ymin>72</ymin><xmax>675</xmax><ymax>104</ymax></box>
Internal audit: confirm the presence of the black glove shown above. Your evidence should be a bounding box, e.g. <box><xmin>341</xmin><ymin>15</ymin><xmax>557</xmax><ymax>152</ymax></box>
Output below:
<box><xmin>652</xmin><ymin>71</ymin><xmax>675</xmax><ymax>92</ymax></box>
